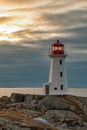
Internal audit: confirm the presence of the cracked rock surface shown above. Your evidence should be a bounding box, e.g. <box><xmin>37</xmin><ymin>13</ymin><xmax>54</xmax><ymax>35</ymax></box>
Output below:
<box><xmin>0</xmin><ymin>94</ymin><xmax>87</xmax><ymax>130</ymax></box>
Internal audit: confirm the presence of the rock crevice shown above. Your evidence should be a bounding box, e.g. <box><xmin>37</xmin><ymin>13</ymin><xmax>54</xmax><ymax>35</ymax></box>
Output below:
<box><xmin>0</xmin><ymin>93</ymin><xmax>87</xmax><ymax>130</ymax></box>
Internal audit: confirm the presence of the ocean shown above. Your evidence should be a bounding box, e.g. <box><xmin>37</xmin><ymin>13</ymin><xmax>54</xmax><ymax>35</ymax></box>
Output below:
<box><xmin>0</xmin><ymin>88</ymin><xmax>87</xmax><ymax>97</ymax></box>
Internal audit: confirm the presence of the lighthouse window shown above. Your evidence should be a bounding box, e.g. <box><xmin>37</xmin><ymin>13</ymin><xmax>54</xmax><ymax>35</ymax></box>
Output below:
<box><xmin>60</xmin><ymin>72</ymin><xmax>63</xmax><ymax>77</ymax></box>
<box><xmin>60</xmin><ymin>84</ymin><xmax>63</xmax><ymax>90</ymax></box>
<box><xmin>60</xmin><ymin>60</ymin><xmax>62</xmax><ymax>65</ymax></box>
<box><xmin>54</xmin><ymin>87</ymin><xmax>57</xmax><ymax>90</ymax></box>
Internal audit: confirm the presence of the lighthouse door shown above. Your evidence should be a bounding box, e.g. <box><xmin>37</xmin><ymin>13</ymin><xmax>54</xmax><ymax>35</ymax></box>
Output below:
<box><xmin>45</xmin><ymin>85</ymin><xmax>49</xmax><ymax>95</ymax></box>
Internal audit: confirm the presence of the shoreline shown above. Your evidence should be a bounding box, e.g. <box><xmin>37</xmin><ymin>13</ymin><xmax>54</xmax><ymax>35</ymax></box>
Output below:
<box><xmin>0</xmin><ymin>88</ymin><xmax>87</xmax><ymax>97</ymax></box>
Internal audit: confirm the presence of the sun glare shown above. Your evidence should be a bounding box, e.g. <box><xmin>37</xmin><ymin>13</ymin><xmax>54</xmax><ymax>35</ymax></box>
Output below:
<box><xmin>0</xmin><ymin>36</ymin><xmax>8</xmax><ymax>41</ymax></box>
<box><xmin>0</xmin><ymin>10</ymin><xmax>38</xmax><ymax>42</ymax></box>
<box><xmin>0</xmin><ymin>25</ymin><xmax>21</xmax><ymax>34</ymax></box>
<box><xmin>0</xmin><ymin>24</ymin><xmax>22</xmax><ymax>41</ymax></box>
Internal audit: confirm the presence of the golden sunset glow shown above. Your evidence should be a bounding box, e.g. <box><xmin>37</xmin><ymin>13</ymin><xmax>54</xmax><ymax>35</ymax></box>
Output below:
<box><xmin>0</xmin><ymin>0</ymin><xmax>87</xmax><ymax>45</ymax></box>
<box><xmin>0</xmin><ymin>0</ymin><xmax>87</xmax><ymax>49</ymax></box>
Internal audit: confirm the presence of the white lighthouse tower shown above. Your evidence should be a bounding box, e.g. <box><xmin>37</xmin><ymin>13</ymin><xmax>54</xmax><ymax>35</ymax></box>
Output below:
<box><xmin>43</xmin><ymin>40</ymin><xmax>68</xmax><ymax>95</ymax></box>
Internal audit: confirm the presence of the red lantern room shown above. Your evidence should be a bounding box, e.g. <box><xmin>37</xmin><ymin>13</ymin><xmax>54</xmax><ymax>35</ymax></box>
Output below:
<box><xmin>52</xmin><ymin>40</ymin><xmax>64</xmax><ymax>55</ymax></box>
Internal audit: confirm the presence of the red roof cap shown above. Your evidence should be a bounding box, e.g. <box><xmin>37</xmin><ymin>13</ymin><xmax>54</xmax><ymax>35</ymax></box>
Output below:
<box><xmin>52</xmin><ymin>40</ymin><xmax>64</xmax><ymax>46</ymax></box>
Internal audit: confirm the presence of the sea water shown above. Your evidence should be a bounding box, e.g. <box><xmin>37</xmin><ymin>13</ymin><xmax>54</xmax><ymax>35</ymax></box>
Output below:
<box><xmin>0</xmin><ymin>88</ymin><xmax>87</xmax><ymax>97</ymax></box>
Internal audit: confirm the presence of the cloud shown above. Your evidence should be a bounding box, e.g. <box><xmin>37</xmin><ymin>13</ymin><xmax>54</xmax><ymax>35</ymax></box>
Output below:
<box><xmin>44</xmin><ymin>9</ymin><xmax>87</xmax><ymax>28</ymax></box>
<box><xmin>36</xmin><ymin>0</ymin><xmax>87</xmax><ymax>15</ymax></box>
<box><xmin>0</xmin><ymin>0</ymin><xmax>87</xmax><ymax>87</ymax></box>
<box><xmin>0</xmin><ymin>0</ymin><xmax>51</xmax><ymax>7</ymax></box>
<box><xmin>0</xmin><ymin>16</ymin><xmax>15</xmax><ymax>24</ymax></box>
<box><xmin>0</xmin><ymin>42</ymin><xmax>49</xmax><ymax>87</ymax></box>
<box><xmin>0</xmin><ymin>0</ymin><xmax>35</xmax><ymax>5</ymax></box>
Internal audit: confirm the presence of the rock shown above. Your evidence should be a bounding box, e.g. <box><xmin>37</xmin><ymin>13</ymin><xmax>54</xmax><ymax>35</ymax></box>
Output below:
<box><xmin>24</xmin><ymin>94</ymin><xmax>44</xmax><ymax>102</ymax></box>
<box><xmin>64</xmin><ymin>95</ymin><xmax>87</xmax><ymax>113</ymax></box>
<box><xmin>10</xmin><ymin>93</ymin><xmax>24</xmax><ymax>102</ymax></box>
<box><xmin>32</xmin><ymin>117</ymin><xmax>50</xmax><ymax>125</ymax></box>
<box><xmin>0</xmin><ymin>124</ymin><xmax>31</xmax><ymax>130</ymax></box>
<box><xmin>23</xmin><ymin>109</ymin><xmax>43</xmax><ymax>118</ymax></box>
<box><xmin>83</xmin><ymin>122</ymin><xmax>87</xmax><ymax>127</ymax></box>
<box><xmin>6</xmin><ymin>102</ymin><xmax>40</xmax><ymax>110</ymax></box>
<box><xmin>64</xmin><ymin>95</ymin><xmax>87</xmax><ymax>121</ymax></box>
<box><xmin>8</xmin><ymin>125</ymin><xmax>31</xmax><ymax>130</ymax></box>
<box><xmin>24</xmin><ymin>94</ymin><xmax>34</xmax><ymax>102</ymax></box>
<box><xmin>0</xmin><ymin>96</ymin><xmax>10</xmax><ymax>103</ymax></box>
<box><xmin>0</xmin><ymin>94</ymin><xmax>87</xmax><ymax>130</ymax></box>
<box><xmin>6</xmin><ymin>102</ymin><xmax>25</xmax><ymax>109</ymax></box>
<box><xmin>32</xmin><ymin>95</ymin><xmax>45</xmax><ymax>100</ymax></box>
<box><xmin>39</xmin><ymin>96</ymin><xmax>79</xmax><ymax>113</ymax></box>
<box><xmin>43</xmin><ymin>110</ymin><xmax>83</xmax><ymax>127</ymax></box>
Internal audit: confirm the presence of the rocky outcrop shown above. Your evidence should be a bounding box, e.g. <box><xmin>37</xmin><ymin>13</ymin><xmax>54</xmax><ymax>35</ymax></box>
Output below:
<box><xmin>39</xmin><ymin>96</ymin><xmax>80</xmax><ymax>113</ymax></box>
<box><xmin>43</xmin><ymin>110</ymin><xmax>83</xmax><ymax>126</ymax></box>
<box><xmin>10</xmin><ymin>93</ymin><xmax>25</xmax><ymax>102</ymax></box>
<box><xmin>0</xmin><ymin>93</ymin><xmax>87</xmax><ymax>130</ymax></box>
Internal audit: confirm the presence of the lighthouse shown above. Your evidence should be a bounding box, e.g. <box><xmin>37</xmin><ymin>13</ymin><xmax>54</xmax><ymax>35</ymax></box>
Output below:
<box><xmin>43</xmin><ymin>40</ymin><xmax>68</xmax><ymax>95</ymax></box>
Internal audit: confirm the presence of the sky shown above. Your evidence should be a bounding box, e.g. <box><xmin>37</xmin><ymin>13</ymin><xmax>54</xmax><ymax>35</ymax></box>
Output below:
<box><xmin>0</xmin><ymin>0</ymin><xmax>87</xmax><ymax>88</ymax></box>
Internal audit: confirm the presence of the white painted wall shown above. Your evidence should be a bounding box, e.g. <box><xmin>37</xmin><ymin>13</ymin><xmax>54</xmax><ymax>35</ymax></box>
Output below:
<box><xmin>43</xmin><ymin>54</ymin><xmax>68</xmax><ymax>95</ymax></box>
